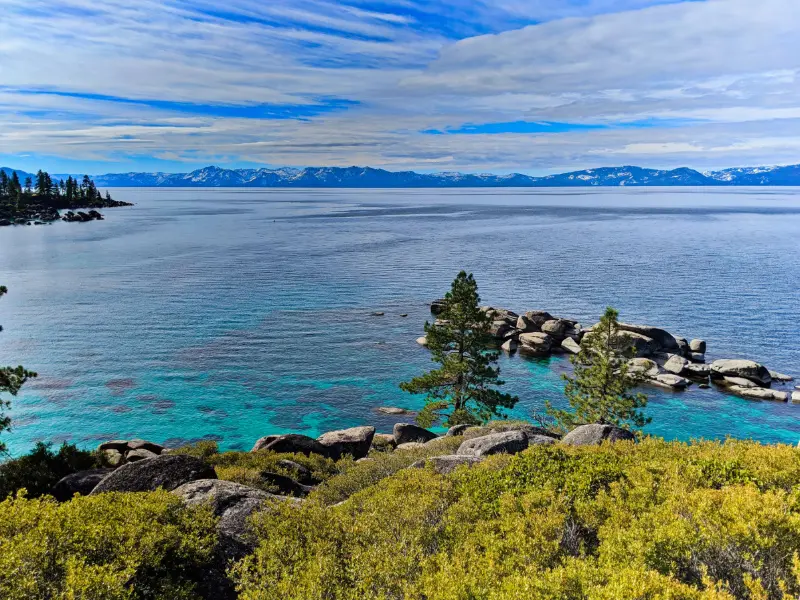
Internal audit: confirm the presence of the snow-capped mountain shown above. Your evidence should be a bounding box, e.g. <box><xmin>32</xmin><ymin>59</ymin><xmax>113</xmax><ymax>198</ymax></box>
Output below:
<box><xmin>6</xmin><ymin>163</ymin><xmax>800</xmax><ymax>188</ymax></box>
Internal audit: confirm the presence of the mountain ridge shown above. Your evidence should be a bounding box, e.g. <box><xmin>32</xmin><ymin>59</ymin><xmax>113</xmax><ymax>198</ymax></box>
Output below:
<box><xmin>4</xmin><ymin>164</ymin><xmax>800</xmax><ymax>188</ymax></box>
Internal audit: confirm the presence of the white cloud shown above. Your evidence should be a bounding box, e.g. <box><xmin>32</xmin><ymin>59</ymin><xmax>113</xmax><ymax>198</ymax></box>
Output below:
<box><xmin>0</xmin><ymin>0</ymin><xmax>799</xmax><ymax>171</ymax></box>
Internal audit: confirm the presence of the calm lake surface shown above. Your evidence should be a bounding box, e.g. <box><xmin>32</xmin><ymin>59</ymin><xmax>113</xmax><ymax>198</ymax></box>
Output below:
<box><xmin>2</xmin><ymin>187</ymin><xmax>800</xmax><ymax>455</ymax></box>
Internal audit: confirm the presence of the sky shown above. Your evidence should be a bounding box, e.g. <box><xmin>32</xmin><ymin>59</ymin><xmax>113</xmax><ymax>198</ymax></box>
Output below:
<box><xmin>1</xmin><ymin>0</ymin><xmax>799</xmax><ymax>175</ymax></box>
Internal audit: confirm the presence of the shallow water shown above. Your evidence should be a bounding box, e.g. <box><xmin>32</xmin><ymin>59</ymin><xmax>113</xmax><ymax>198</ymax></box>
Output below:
<box><xmin>1</xmin><ymin>187</ymin><xmax>799</xmax><ymax>455</ymax></box>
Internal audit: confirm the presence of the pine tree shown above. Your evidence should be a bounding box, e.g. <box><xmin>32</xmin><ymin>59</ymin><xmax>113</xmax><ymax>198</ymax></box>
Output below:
<box><xmin>401</xmin><ymin>272</ymin><xmax>518</xmax><ymax>427</ymax></box>
<box><xmin>0</xmin><ymin>286</ymin><xmax>37</xmax><ymax>453</ymax></box>
<box><xmin>35</xmin><ymin>170</ymin><xmax>47</xmax><ymax>197</ymax></box>
<box><xmin>23</xmin><ymin>177</ymin><xmax>32</xmax><ymax>195</ymax></box>
<box><xmin>547</xmin><ymin>307</ymin><xmax>650</xmax><ymax>431</ymax></box>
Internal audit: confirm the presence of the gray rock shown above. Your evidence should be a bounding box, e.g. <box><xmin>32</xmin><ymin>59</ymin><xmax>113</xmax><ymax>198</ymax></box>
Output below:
<box><xmin>518</xmin><ymin>332</ymin><xmax>553</xmax><ymax>355</ymax></box>
<box><xmin>91</xmin><ymin>455</ymin><xmax>217</xmax><ymax>494</ymax></box>
<box><xmin>51</xmin><ymin>468</ymin><xmax>114</xmax><ymax>502</ymax></box>
<box><xmin>394</xmin><ymin>422</ymin><xmax>438</xmax><ymax>445</ymax></box>
<box><xmin>102</xmin><ymin>449</ymin><xmax>124</xmax><ymax>467</ymax></box>
<box><xmin>411</xmin><ymin>455</ymin><xmax>483</xmax><ymax>475</ymax></box>
<box><xmin>173</xmin><ymin>479</ymin><xmax>297</xmax><ymax>561</ymax></box>
<box><xmin>710</xmin><ymin>359</ymin><xmax>772</xmax><ymax>387</ymax></box>
<box><xmin>482</xmin><ymin>307</ymin><xmax>519</xmax><ymax>324</ymax></box>
<box><xmin>617</xmin><ymin>323</ymin><xmax>681</xmax><ymax>353</ymax></box>
<box><xmin>723</xmin><ymin>376</ymin><xmax>760</xmax><ymax>389</ymax></box>
<box><xmin>729</xmin><ymin>387</ymin><xmax>789</xmax><ymax>402</ymax></box>
<box><xmin>446</xmin><ymin>424</ymin><xmax>471</xmax><ymax>437</ymax></box>
<box><xmin>372</xmin><ymin>433</ymin><xmax>397</xmax><ymax>449</ymax></box>
<box><xmin>501</xmin><ymin>338</ymin><xmax>518</xmax><ymax>354</ymax></box>
<box><xmin>516</xmin><ymin>315</ymin><xmax>538</xmax><ymax>332</ymax></box>
<box><xmin>628</xmin><ymin>358</ymin><xmax>661</xmax><ymax>378</ymax></box>
<box><xmin>416</xmin><ymin>336</ymin><xmax>428</xmax><ymax>347</ymax></box>
<box><xmin>276</xmin><ymin>459</ymin><xmax>315</xmax><ymax>485</ymax></box>
<box><xmin>127</xmin><ymin>439</ymin><xmax>164</xmax><ymax>454</ymax></box>
<box><xmin>676</xmin><ymin>338</ymin><xmax>690</xmax><ymax>357</ymax></box>
<box><xmin>430</xmin><ymin>299</ymin><xmax>447</xmax><ymax>315</ymax></box>
<box><xmin>98</xmin><ymin>440</ymin><xmax>130</xmax><ymax>453</ymax></box>
<box><xmin>396</xmin><ymin>442</ymin><xmax>426</xmax><ymax>451</ymax></box>
<box><xmin>561</xmin><ymin>424</ymin><xmax>636</xmax><ymax>446</ymax></box>
<box><xmin>457</xmin><ymin>431</ymin><xmax>529</xmax><ymax>457</ymax></box>
<box><xmin>690</xmin><ymin>339</ymin><xmax>707</xmax><ymax>354</ymax></box>
<box><xmin>489</xmin><ymin>320</ymin><xmax>515</xmax><ymax>339</ymax></box>
<box><xmin>689</xmin><ymin>353</ymin><xmax>706</xmax><ymax>363</ymax></box>
<box><xmin>651</xmin><ymin>373</ymin><xmax>690</xmax><ymax>390</ymax></box>
<box><xmin>770</xmin><ymin>371</ymin><xmax>795</xmax><ymax>383</ymax></box>
<box><xmin>663</xmin><ymin>355</ymin><xmax>689</xmax><ymax>375</ymax></box>
<box><xmin>561</xmin><ymin>338</ymin><xmax>581</xmax><ymax>355</ymax></box>
<box><xmin>792</xmin><ymin>392</ymin><xmax>800</xmax><ymax>404</ymax></box>
<box><xmin>376</xmin><ymin>406</ymin><xmax>413</xmax><ymax>415</ymax></box>
<box><xmin>463</xmin><ymin>423</ymin><xmax>559</xmax><ymax>442</ymax></box>
<box><xmin>126</xmin><ymin>448</ymin><xmax>159</xmax><ymax>462</ymax></box>
<box><xmin>257</xmin><ymin>434</ymin><xmax>333</xmax><ymax>458</ymax></box>
<box><xmin>251</xmin><ymin>435</ymin><xmax>280</xmax><ymax>452</ymax></box>
<box><xmin>685</xmin><ymin>363</ymin><xmax>712</xmax><ymax>378</ymax></box>
<box><xmin>523</xmin><ymin>310</ymin><xmax>555</xmax><ymax>327</ymax></box>
<box><xmin>541</xmin><ymin>319</ymin><xmax>569</xmax><ymax>339</ymax></box>
<box><xmin>317</xmin><ymin>426</ymin><xmax>375</xmax><ymax>460</ymax></box>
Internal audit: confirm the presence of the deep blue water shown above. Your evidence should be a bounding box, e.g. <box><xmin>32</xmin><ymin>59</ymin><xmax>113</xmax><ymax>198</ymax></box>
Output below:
<box><xmin>1</xmin><ymin>187</ymin><xmax>800</xmax><ymax>455</ymax></box>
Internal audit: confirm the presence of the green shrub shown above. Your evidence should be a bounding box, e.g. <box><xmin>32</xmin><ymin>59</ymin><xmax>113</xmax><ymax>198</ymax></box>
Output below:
<box><xmin>0</xmin><ymin>490</ymin><xmax>217</xmax><ymax>600</ymax></box>
<box><xmin>0</xmin><ymin>442</ymin><xmax>100</xmax><ymax>499</ymax></box>
<box><xmin>234</xmin><ymin>438</ymin><xmax>800</xmax><ymax>600</ymax></box>
<box><xmin>310</xmin><ymin>435</ymin><xmax>463</xmax><ymax>506</ymax></box>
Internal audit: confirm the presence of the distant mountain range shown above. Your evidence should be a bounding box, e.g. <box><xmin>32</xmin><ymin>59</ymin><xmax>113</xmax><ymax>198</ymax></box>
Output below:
<box><xmin>4</xmin><ymin>164</ymin><xmax>800</xmax><ymax>188</ymax></box>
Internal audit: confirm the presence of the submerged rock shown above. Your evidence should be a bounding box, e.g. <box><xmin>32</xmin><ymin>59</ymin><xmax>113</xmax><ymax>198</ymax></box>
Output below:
<box><xmin>729</xmin><ymin>386</ymin><xmax>789</xmax><ymax>402</ymax></box>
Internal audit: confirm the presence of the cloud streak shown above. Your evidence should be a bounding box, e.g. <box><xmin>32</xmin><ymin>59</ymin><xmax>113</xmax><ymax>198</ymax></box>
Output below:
<box><xmin>0</xmin><ymin>0</ymin><xmax>798</xmax><ymax>173</ymax></box>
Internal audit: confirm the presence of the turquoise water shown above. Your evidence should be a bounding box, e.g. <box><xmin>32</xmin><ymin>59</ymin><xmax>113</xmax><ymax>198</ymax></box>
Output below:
<box><xmin>1</xmin><ymin>187</ymin><xmax>800</xmax><ymax>455</ymax></box>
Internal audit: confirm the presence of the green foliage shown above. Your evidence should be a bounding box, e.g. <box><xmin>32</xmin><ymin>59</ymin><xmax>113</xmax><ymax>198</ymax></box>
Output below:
<box><xmin>0</xmin><ymin>490</ymin><xmax>217</xmax><ymax>600</ymax></box>
<box><xmin>233</xmin><ymin>438</ymin><xmax>800</xmax><ymax>600</ymax></box>
<box><xmin>549</xmin><ymin>306</ymin><xmax>649</xmax><ymax>431</ymax></box>
<box><xmin>0</xmin><ymin>285</ymin><xmax>37</xmax><ymax>453</ymax></box>
<box><xmin>0</xmin><ymin>442</ymin><xmax>101</xmax><ymax>499</ymax></box>
<box><xmin>401</xmin><ymin>271</ymin><xmax>518</xmax><ymax>427</ymax></box>
<box><xmin>311</xmin><ymin>436</ymin><xmax>463</xmax><ymax>506</ymax></box>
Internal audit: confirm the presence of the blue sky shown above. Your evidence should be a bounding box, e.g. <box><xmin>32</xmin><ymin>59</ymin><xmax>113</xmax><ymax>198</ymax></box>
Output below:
<box><xmin>1</xmin><ymin>0</ymin><xmax>799</xmax><ymax>174</ymax></box>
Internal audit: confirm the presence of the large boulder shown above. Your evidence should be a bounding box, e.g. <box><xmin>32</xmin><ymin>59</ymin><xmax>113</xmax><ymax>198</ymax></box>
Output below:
<box><xmin>523</xmin><ymin>311</ymin><xmax>555</xmax><ymax>328</ymax></box>
<box><xmin>51</xmin><ymin>468</ymin><xmax>114</xmax><ymax>502</ymax></box>
<box><xmin>457</xmin><ymin>431</ymin><xmax>529</xmax><ymax>457</ymax></box>
<box><xmin>791</xmin><ymin>392</ymin><xmax>800</xmax><ymax>404</ymax></box>
<box><xmin>126</xmin><ymin>448</ymin><xmax>159</xmax><ymax>462</ymax></box>
<box><xmin>651</xmin><ymin>373</ymin><xmax>690</xmax><ymax>390</ymax></box>
<box><xmin>501</xmin><ymin>338</ymin><xmax>518</xmax><ymax>354</ymax></box>
<box><xmin>255</xmin><ymin>434</ymin><xmax>333</xmax><ymax>458</ymax></box>
<box><xmin>489</xmin><ymin>320</ymin><xmax>516</xmax><ymax>340</ymax></box>
<box><xmin>463</xmin><ymin>423</ymin><xmax>559</xmax><ymax>442</ymax></box>
<box><xmin>710</xmin><ymin>360</ymin><xmax>772</xmax><ymax>387</ymax></box>
<box><xmin>690</xmin><ymin>339</ymin><xmax>707</xmax><ymax>354</ymax></box>
<box><xmin>663</xmin><ymin>355</ymin><xmax>689</xmax><ymax>376</ymax></box>
<box><xmin>561</xmin><ymin>338</ymin><xmax>581</xmax><ymax>355</ymax></box>
<box><xmin>561</xmin><ymin>424</ymin><xmax>635</xmax><ymax>446</ymax></box>
<box><xmin>685</xmin><ymin>363</ymin><xmax>712</xmax><ymax>378</ymax></box>
<box><xmin>722</xmin><ymin>376</ymin><xmax>760</xmax><ymax>389</ymax></box>
<box><xmin>91</xmin><ymin>455</ymin><xmax>216</xmax><ymax>494</ymax></box>
<box><xmin>251</xmin><ymin>435</ymin><xmax>280</xmax><ymax>452</ymax></box>
<box><xmin>317</xmin><ymin>426</ymin><xmax>375</xmax><ymax>460</ymax></box>
<box><xmin>446</xmin><ymin>424</ymin><xmax>471</xmax><ymax>437</ymax></box>
<box><xmin>411</xmin><ymin>455</ymin><xmax>483</xmax><ymax>475</ymax></box>
<box><xmin>770</xmin><ymin>371</ymin><xmax>795</xmax><ymax>383</ymax></box>
<box><xmin>541</xmin><ymin>319</ymin><xmax>569</xmax><ymax>339</ymax></box>
<box><xmin>617</xmin><ymin>323</ymin><xmax>680</xmax><ymax>353</ymax></box>
<box><xmin>628</xmin><ymin>358</ymin><xmax>661</xmax><ymax>378</ymax></box>
<box><xmin>393</xmin><ymin>423</ymin><xmax>437</xmax><ymax>445</ymax></box>
<box><xmin>519</xmin><ymin>332</ymin><xmax>553</xmax><ymax>355</ymax></box>
<box><xmin>584</xmin><ymin>329</ymin><xmax>657</xmax><ymax>358</ymax></box>
<box><xmin>516</xmin><ymin>315</ymin><xmax>538</xmax><ymax>332</ymax></box>
<box><xmin>729</xmin><ymin>387</ymin><xmax>789</xmax><ymax>402</ymax></box>
<box><xmin>173</xmin><ymin>479</ymin><xmax>298</xmax><ymax>561</ymax></box>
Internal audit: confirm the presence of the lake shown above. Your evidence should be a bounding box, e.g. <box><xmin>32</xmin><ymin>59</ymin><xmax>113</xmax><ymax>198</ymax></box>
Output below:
<box><xmin>1</xmin><ymin>187</ymin><xmax>800</xmax><ymax>455</ymax></box>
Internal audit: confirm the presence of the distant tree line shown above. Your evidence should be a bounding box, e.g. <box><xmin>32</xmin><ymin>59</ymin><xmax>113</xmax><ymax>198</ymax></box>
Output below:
<box><xmin>0</xmin><ymin>170</ymin><xmax>114</xmax><ymax>210</ymax></box>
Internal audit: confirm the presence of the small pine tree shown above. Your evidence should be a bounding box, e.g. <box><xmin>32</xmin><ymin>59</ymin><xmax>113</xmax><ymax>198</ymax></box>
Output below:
<box><xmin>548</xmin><ymin>307</ymin><xmax>650</xmax><ymax>431</ymax></box>
<box><xmin>401</xmin><ymin>271</ymin><xmax>518</xmax><ymax>427</ymax></box>
<box><xmin>0</xmin><ymin>286</ymin><xmax>37</xmax><ymax>453</ymax></box>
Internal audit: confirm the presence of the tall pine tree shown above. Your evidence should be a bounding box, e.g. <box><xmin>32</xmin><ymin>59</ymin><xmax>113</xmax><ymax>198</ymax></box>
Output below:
<box><xmin>547</xmin><ymin>307</ymin><xmax>649</xmax><ymax>431</ymax></box>
<box><xmin>401</xmin><ymin>272</ymin><xmax>518</xmax><ymax>427</ymax></box>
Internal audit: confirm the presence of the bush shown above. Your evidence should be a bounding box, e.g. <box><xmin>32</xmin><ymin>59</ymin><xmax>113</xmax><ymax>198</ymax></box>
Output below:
<box><xmin>0</xmin><ymin>442</ymin><xmax>101</xmax><ymax>499</ymax></box>
<box><xmin>310</xmin><ymin>435</ymin><xmax>463</xmax><ymax>506</ymax></box>
<box><xmin>0</xmin><ymin>490</ymin><xmax>217</xmax><ymax>600</ymax></box>
<box><xmin>233</xmin><ymin>438</ymin><xmax>800</xmax><ymax>600</ymax></box>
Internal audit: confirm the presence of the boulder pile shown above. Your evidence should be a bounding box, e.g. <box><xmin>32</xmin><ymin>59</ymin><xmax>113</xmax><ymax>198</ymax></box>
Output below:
<box><xmin>429</xmin><ymin>301</ymin><xmax>795</xmax><ymax>400</ymax></box>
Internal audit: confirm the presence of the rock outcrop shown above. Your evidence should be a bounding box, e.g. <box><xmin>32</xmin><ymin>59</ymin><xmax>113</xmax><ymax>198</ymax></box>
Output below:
<box><xmin>710</xmin><ymin>360</ymin><xmax>772</xmax><ymax>387</ymax></box>
<box><xmin>561</xmin><ymin>424</ymin><xmax>636</xmax><ymax>446</ymax></box>
<box><xmin>252</xmin><ymin>434</ymin><xmax>333</xmax><ymax>458</ymax></box>
<box><xmin>91</xmin><ymin>455</ymin><xmax>216</xmax><ymax>494</ymax></box>
<box><xmin>317</xmin><ymin>426</ymin><xmax>376</xmax><ymax>460</ymax></box>
<box><xmin>457</xmin><ymin>431</ymin><xmax>530</xmax><ymax>457</ymax></box>
<box><xmin>393</xmin><ymin>423</ymin><xmax>438</xmax><ymax>445</ymax></box>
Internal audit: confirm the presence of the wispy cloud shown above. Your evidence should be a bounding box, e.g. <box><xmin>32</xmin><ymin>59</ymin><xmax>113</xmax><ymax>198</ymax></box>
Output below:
<box><xmin>0</xmin><ymin>0</ymin><xmax>799</xmax><ymax>173</ymax></box>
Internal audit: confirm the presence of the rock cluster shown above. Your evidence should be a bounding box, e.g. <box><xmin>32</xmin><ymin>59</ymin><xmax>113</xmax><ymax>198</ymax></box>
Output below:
<box><xmin>429</xmin><ymin>301</ymin><xmax>795</xmax><ymax>399</ymax></box>
<box><xmin>97</xmin><ymin>438</ymin><xmax>166</xmax><ymax>466</ymax></box>
<box><xmin>62</xmin><ymin>209</ymin><xmax>104</xmax><ymax>222</ymax></box>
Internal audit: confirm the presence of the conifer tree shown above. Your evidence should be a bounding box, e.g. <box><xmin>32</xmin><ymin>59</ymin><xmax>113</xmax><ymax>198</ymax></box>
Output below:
<box><xmin>0</xmin><ymin>286</ymin><xmax>37</xmax><ymax>453</ymax></box>
<box><xmin>548</xmin><ymin>307</ymin><xmax>649</xmax><ymax>431</ymax></box>
<box><xmin>401</xmin><ymin>272</ymin><xmax>518</xmax><ymax>427</ymax></box>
